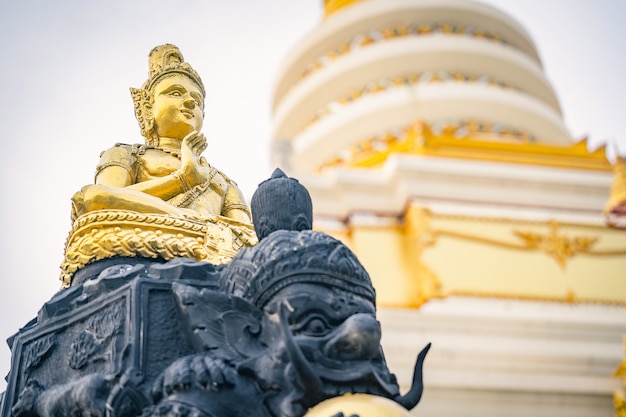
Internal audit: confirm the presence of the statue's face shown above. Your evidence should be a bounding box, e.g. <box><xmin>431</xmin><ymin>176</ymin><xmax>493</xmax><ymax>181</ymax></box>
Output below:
<box><xmin>253</xmin><ymin>282</ymin><xmax>400</xmax><ymax>417</ymax></box>
<box><xmin>271</xmin><ymin>283</ymin><xmax>381</xmax><ymax>364</ymax></box>
<box><xmin>274</xmin><ymin>283</ymin><xmax>376</xmax><ymax>341</ymax></box>
<box><xmin>152</xmin><ymin>74</ymin><xmax>204</xmax><ymax>139</ymax></box>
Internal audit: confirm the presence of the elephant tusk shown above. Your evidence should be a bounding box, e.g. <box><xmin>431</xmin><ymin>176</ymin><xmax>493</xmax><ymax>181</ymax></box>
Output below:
<box><xmin>395</xmin><ymin>343</ymin><xmax>431</xmax><ymax>410</ymax></box>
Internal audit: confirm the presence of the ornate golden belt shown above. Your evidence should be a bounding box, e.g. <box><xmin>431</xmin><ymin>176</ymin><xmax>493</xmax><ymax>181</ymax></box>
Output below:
<box><xmin>60</xmin><ymin>210</ymin><xmax>257</xmax><ymax>288</ymax></box>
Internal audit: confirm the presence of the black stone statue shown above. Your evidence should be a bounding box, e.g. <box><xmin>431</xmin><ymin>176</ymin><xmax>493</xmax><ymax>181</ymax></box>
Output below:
<box><xmin>1</xmin><ymin>168</ymin><xmax>430</xmax><ymax>417</ymax></box>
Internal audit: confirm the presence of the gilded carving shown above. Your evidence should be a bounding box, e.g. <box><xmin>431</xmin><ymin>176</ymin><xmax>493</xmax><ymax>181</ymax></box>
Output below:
<box><xmin>63</xmin><ymin>45</ymin><xmax>256</xmax><ymax>286</ymax></box>
<box><xmin>514</xmin><ymin>221</ymin><xmax>598</xmax><ymax>268</ymax></box>
<box><xmin>300</xmin><ymin>22</ymin><xmax>506</xmax><ymax>82</ymax></box>
<box><xmin>615</xmin><ymin>337</ymin><xmax>626</xmax><ymax>417</ymax></box>
<box><xmin>305</xmin><ymin>74</ymin><xmax>518</xmax><ymax>135</ymax></box>
<box><xmin>61</xmin><ymin>210</ymin><xmax>257</xmax><ymax>287</ymax></box>
<box><xmin>319</xmin><ymin>121</ymin><xmax>611</xmax><ymax>172</ymax></box>
<box><xmin>410</xmin><ymin>213</ymin><xmax>619</xmax><ymax>268</ymax></box>
<box><xmin>403</xmin><ymin>206</ymin><xmax>442</xmax><ymax>306</ymax></box>
<box><xmin>399</xmin><ymin>206</ymin><xmax>626</xmax><ymax>305</ymax></box>
<box><xmin>605</xmin><ymin>156</ymin><xmax>626</xmax><ymax>228</ymax></box>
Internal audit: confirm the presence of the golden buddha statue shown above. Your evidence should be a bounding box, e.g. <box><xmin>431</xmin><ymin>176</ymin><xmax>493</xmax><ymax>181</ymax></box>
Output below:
<box><xmin>61</xmin><ymin>45</ymin><xmax>257</xmax><ymax>288</ymax></box>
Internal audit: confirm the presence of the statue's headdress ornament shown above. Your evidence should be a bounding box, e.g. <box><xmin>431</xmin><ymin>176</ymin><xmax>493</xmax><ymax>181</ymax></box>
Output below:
<box><xmin>220</xmin><ymin>230</ymin><xmax>376</xmax><ymax>309</ymax></box>
<box><xmin>251</xmin><ymin>168</ymin><xmax>313</xmax><ymax>241</ymax></box>
<box><xmin>143</xmin><ymin>44</ymin><xmax>205</xmax><ymax>97</ymax></box>
<box><xmin>223</xmin><ymin>170</ymin><xmax>373</xmax><ymax>308</ymax></box>
<box><xmin>130</xmin><ymin>44</ymin><xmax>205</xmax><ymax>145</ymax></box>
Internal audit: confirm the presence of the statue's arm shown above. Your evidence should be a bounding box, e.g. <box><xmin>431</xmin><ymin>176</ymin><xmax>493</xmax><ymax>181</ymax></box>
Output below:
<box><xmin>93</xmin><ymin>145</ymin><xmax>136</xmax><ymax>187</ymax></box>
<box><xmin>76</xmin><ymin>136</ymin><xmax>214</xmax><ymax>219</ymax></box>
<box><xmin>222</xmin><ymin>180</ymin><xmax>252</xmax><ymax>223</ymax></box>
<box><xmin>119</xmin><ymin>175</ymin><xmax>183</xmax><ymax>201</ymax></box>
<box><xmin>94</xmin><ymin>144</ymin><xmax>197</xmax><ymax>201</ymax></box>
<box><xmin>121</xmin><ymin>133</ymin><xmax>208</xmax><ymax>200</ymax></box>
<box><xmin>82</xmin><ymin>145</ymin><xmax>192</xmax><ymax>217</ymax></box>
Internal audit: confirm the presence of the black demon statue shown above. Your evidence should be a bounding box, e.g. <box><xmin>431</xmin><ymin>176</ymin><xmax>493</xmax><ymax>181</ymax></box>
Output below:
<box><xmin>1</xmin><ymin>168</ymin><xmax>429</xmax><ymax>417</ymax></box>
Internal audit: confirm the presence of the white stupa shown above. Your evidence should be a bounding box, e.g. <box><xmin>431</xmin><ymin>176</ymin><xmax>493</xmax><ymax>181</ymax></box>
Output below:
<box><xmin>271</xmin><ymin>1</ymin><xmax>626</xmax><ymax>416</ymax></box>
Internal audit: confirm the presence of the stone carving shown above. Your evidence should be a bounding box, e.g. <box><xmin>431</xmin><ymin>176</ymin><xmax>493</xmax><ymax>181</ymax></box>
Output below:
<box><xmin>12</xmin><ymin>375</ymin><xmax>110</xmax><ymax>417</ymax></box>
<box><xmin>219</xmin><ymin>229</ymin><xmax>429</xmax><ymax>417</ymax></box>
<box><xmin>22</xmin><ymin>334</ymin><xmax>57</xmax><ymax>374</ymax></box>
<box><xmin>153</xmin><ymin>227</ymin><xmax>431</xmax><ymax>417</ymax></box>
<box><xmin>147</xmin><ymin>354</ymin><xmax>270</xmax><ymax>417</ymax></box>
<box><xmin>250</xmin><ymin>168</ymin><xmax>313</xmax><ymax>240</ymax></box>
<box><xmin>137</xmin><ymin>170</ymin><xmax>430</xmax><ymax>417</ymax></box>
<box><xmin>69</xmin><ymin>301</ymin><xmax>126</xmax><ymax>369</ymax></box>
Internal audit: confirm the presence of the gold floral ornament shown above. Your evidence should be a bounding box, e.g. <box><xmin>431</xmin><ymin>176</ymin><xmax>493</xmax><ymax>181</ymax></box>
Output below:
<box><xmin>514</xmin><ymin>221</ymin><xmax>597</xmax><ymax>269</ymax></box>
<box><xmin>63</xmin><ymin>45</ymin><xmax>255</xmax><ymax>287</ymax></box>
<box><xmin>60</xmin><ymin>211</ymin><xmax>256</xmax><ymax>288</ymax></box>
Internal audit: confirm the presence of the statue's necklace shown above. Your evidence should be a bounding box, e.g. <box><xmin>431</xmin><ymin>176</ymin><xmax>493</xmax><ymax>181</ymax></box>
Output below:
<box><xmin>154</xmin><ymin>146</ymin><xmax>181</xmax><ymax>159</ymax></box>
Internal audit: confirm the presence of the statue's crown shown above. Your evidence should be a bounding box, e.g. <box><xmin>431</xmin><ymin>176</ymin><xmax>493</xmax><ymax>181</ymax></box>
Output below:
<box><xmin>220</xmin><ymin>230</ymin><xmax>376</xmax><ymax>309</ymax></box>
<box><xmin>251</xmin><ymin>168</ymin><xmax>313</xmax><ymax>241</ymax></box>
<box><xmin>143</xmin><ymin>44</ymin><xmax>205</xmax><ymax>97</ymax></box>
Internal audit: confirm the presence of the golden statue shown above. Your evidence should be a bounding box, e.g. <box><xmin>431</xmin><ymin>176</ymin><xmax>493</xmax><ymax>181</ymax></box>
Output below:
<box><xmin>61</xmin><ymin>45</ymin><xmax>257</xmax><ymax>288</ymax></box>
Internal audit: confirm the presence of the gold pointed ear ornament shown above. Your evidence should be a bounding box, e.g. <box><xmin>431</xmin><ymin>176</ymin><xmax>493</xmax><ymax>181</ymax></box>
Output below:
<box><xmin>129</xmin><ymin>87</ymin><xmax>158</xmax><ymax>145</ymax></box>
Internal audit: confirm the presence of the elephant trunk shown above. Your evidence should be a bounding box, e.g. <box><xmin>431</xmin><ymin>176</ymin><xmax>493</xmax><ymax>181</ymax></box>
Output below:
<box><xmin>278</xmin><ymin>303</ymin><xmax>324</xmax><ymax>402</ymax></box>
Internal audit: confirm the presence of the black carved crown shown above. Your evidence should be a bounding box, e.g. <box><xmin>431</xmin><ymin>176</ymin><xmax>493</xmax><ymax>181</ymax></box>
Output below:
<box><xmin>251</xmin><ymin>168</ymin><xmax>313</xmax><ymax>241</ymax></box>
<box><xmin>220</xmin><ymin>230</ymin><xmax>376</xmax><ymax>309</ymax></box>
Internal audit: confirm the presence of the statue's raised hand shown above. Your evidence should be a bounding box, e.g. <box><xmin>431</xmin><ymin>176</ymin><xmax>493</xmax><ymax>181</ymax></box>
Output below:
<box><xmin>179</xmin><ymin>131</ymin><xmax>209</xmax><ymax>188</ymax></box>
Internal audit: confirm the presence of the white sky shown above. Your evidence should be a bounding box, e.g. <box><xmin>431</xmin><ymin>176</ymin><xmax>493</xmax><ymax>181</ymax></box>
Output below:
<box><xmin>0</xmin><ymin>0</ymin><xmax>624</xmax><ymax>390</ymax></box>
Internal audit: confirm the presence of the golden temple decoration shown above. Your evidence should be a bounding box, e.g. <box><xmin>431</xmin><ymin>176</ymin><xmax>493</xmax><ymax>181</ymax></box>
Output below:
<box><xmin>299</xmin><ymin>22</ymin><xmax>507</xmax><ymax>84</ymax></box>
<box><xmin>404</xmin><ymin>205</ymin><xmax>443</xmax><ymax>306</ymax></box>
<box><xmin>436</xmin><ymin>220</ymin><xmax>621</xmax><ymax>268</ymax></box>
<box><xmin>394</xmin><ymin>207</ymin><xmax>626</xmax><ymax>306</ymax></box>
<box><xmin>514</xmin><ymin>221</ymin><xmax>598</xmax><ymax>269</ymax></box>
<box><xmin>605</xmin><ymin>157</ymin><xmax>626</xmax><ymax>228</ymax></box>
<box><xmin>319</xmin><ymin>121</ymin><xmax>612</xmax><ymax>172</ymax></box>
<box><xmin>447</xmin><ymin>288</ymin><xmax>623</xmax><ymax>306</ymax></box>
<box><xmin>61</xmin><ymin>210</ymin><xmax>257</xmax><ymax>288</ymax></box>
<box><xmin>616</xmin><ymin>337</ymin><xmax>626</xmax><ymax>417</ymax></box>
<box><xmin>302</xmin><ymin>73</ymin><xmax>517</xmax><ymax>135</ymax></box>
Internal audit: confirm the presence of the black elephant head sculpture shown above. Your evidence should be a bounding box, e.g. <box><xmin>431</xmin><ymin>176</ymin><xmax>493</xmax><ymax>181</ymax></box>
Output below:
<box><xmin>151</xmin><ymin>169</ymin><xmax>429</xmax><ymax>417</ymax></box>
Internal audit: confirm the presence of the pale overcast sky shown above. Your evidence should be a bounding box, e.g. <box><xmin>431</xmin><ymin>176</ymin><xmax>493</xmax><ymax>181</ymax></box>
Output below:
<box><xmin>0</xmin><ymin>0</ymin><xmax>624</xmax><ymax>389</ymax></box>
